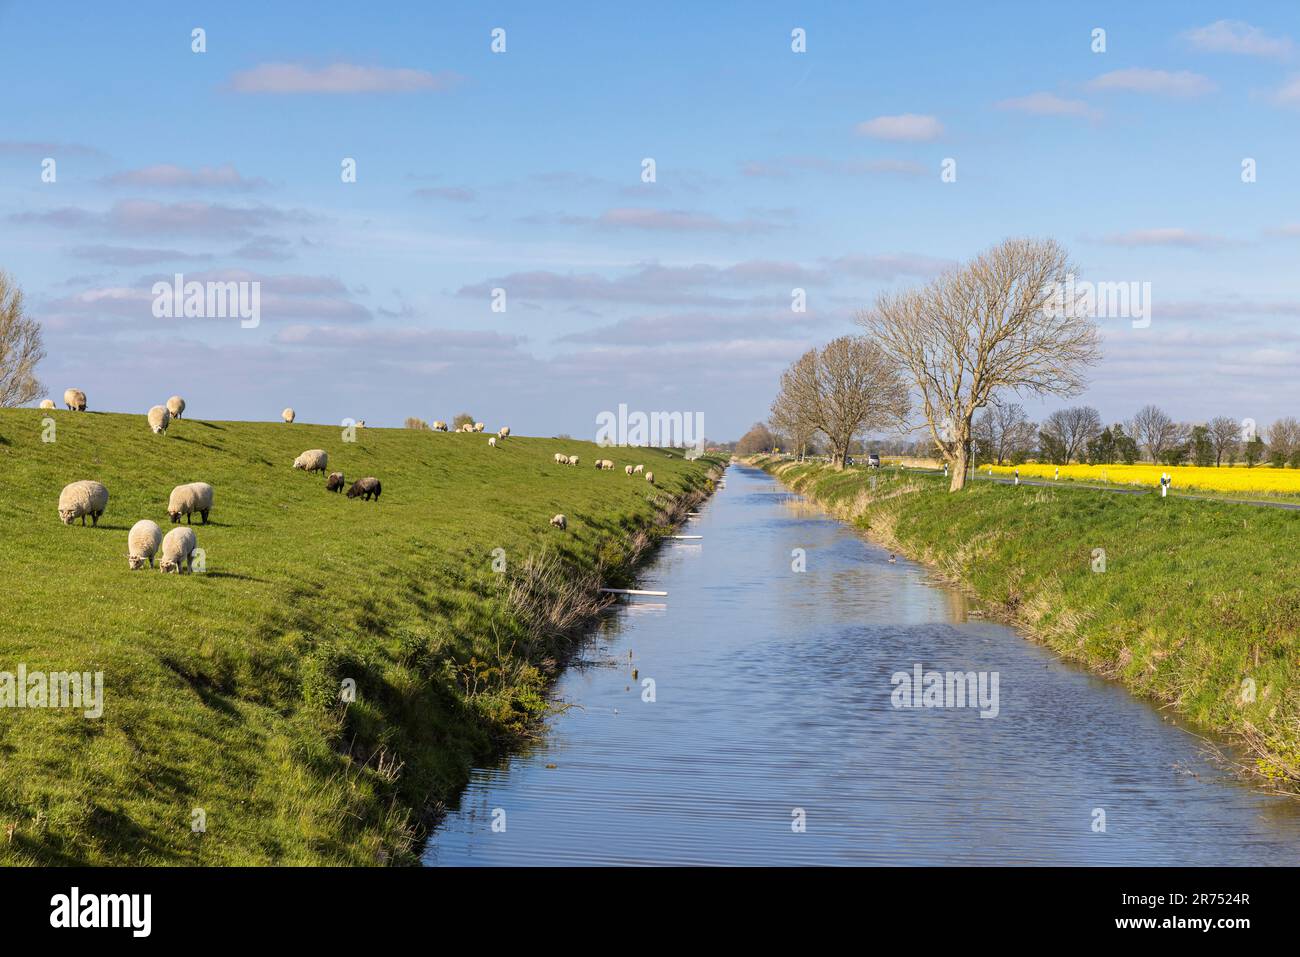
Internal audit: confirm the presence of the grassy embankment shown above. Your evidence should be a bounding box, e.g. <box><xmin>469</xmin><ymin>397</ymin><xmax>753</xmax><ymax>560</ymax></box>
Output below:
<box><xmin>0</xmin><ymin>408</ymin><xmax>720</xmax><ymax>864</ymax></box>
<box><xmin>752</xmin><ymin>456</ymin><xmax>1299</xmax><ymax>789</ymax></box>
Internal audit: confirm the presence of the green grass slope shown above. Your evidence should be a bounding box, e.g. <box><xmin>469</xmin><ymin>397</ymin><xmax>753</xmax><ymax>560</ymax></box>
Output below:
<box><xmin>753</xmin><ymin>457</ymin><xmax>1300</xmax><ymax>789</ymax></box>
<box><xmin>0</xmin><ymin>408</ymin><xmax>718</xmax><ymax>864</ymax></box>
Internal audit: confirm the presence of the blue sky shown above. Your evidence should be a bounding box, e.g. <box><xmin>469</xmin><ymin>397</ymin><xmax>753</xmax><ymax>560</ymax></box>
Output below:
<box><xmin>2</xmin><ymin>1</ymin><xmax>1298</xmax><ymax>438</ymax></box>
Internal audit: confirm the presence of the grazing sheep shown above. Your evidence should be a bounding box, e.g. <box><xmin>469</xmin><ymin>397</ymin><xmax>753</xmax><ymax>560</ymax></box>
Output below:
<box><xmin>326</xmin><ymin>471</ymin><xmax>345</xmax><ymax>493</ymax></box>
<box><xmin>282</xmin><ymin>407</ymin><xmax>295</xmax><ymax>424</ymax></box>
<box><xmin>127</xmin><ymin>519</ymin><xmax>163</xmax><ymax>570</ymax></box>
<box><xmin>459</xmin><ymin>422</ymin><xmax>475</xmax><ymax>433</ymax></box>
<box><xmin>550</xmin><ymin>514</ymin><xmax>567</xmax><ymax>531</ymax></box>
<box><xmin>597</xmin><ymin>459</ymin><xmax>615</xmax><ymax>470</ymax></box>
<box><xmin>58</xmin><ymin>480</ymin><xmax>108</xmax><ymax>526</ymax></box>
<box><xmin>633</xmin><ymin>464</ymin><xmax>644</xmax><ymax>474</ymax></box>
<box><xmin>473</xmin><ymin>422</ymin><xmax>485</xmax><ymax>432</ymax></box>
<box><xmin>167</xmin><ymin>482</ymin><xmax>214</xmax><ymax>525</ymax></box>
<box><xmin>147</xmin><ymin>405</ymin><xmax>171</xmax><ymax>435</ymax></box>
<box><xmin>433</xmin><ymin>421</ymin><xmax>448</xmax><ymax>431</ymax></box>
<box><xmin>625</xmin><ymin>465</ymin><xmax>634</xmax><ymax>475</ymax></box>
<box><xmin>347</xmin><ymin>476</ymin><xmax>382</xmax><ymax>501</ymax></box>
<box><xmin>293</xmin><ymin>449</ymin><xmax>329</xmax><ymax>473</ymax></box>
<box><xmin>158</xmin><ymin>526</ymin><xmax>197</xmax><ymax>574</ymax></box>
<box><xmin>64</xmin><ymin>388</ymin><xmax>87</xmax><ymax>411</ymax></box>
<box><xmin>567</xmin><ymin>455</ymin><xmax>579</xmax><ymax>467</ymax></box>
<box><xmin>498</xmin><ymin>426</ymin><xmax>511</xmax><ymax>438</ymax></box>
<box><xmin>166</xmin><ymin>395</ymin><xmax>186</xmax><ymax>419</ymax></box>
<box><xmin>645</xmin><ymin>471</ymin><xmax>655</xmax><ymax>485</ymax></box>
<box><xmin>356</xmin><ymin>420</ymin><xmax>365</xmax><ymax>428</ymax></box>
<box><xmin>488</xmin><ymin>436</ymin><xmax>497</xmax><ymax>447</ymax></box>
<box><xmin>554</xmin><ymin>452</ymin><xmax>568</xmax><ymax>465</ymax></box>
<box><xmin>39</xmin><ymin>399</ymin><xmax>55</xmax><ymax>410</ymax></box>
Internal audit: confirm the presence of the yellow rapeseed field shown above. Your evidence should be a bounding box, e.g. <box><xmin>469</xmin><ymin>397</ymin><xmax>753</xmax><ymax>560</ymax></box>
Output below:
<box><xmin>985</xmin><ymin>462</ymin><xmax>1300</xmax><ymax>497</ymax></box>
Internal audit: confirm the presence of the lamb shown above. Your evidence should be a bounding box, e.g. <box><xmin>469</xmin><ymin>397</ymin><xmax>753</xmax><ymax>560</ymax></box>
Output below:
<box><xmin>645</xmin><ymin>471</ymin><xmax>655</xmax><ymax>485</ymax></box>
<box><xmin>497</xmin><ymin>426</ymin><xmax>510</xmax><ymax>438</ymax></box>
<box><xmin>625</xmin><ymin>465</ymin><xmax>634</xmax><ymax>475</ymax></box>
<box><xmin>293</xmin><ymin>449</ymin><xmax>329</xmax><ymax>473</ymax></box>
<box><xmin>326</xmin><ymin>471</ymin><xmax>345</xmax><ymax>493</ymax></box>
<box><xmin>633</xmin><ymin>464</ymin><xmax>644</xmax><ymax>474</ymax></box>
<box><xmin>166</xmin><ymin>395</ymin><xmax>186</xmax><ymax>419</ymax></box>
<box><xmin>554</xmin><ymin>452</ymin><xmax>568</xmax><ymax>465</ymax></box>
<box><xmin>550</xmin><ymin>514</ymin><xmax>567</xmax><ymax>531</ymax></box>
<box><xmin>158</xmin><ymin>526</ymin><xmax>197</xmax><ymax>574</ymax></box>
<box><xmin>39</xmin><ymin>399</ymin><xmax>55</xmax><ymax>410</ymax></box>
<box><xmin>488</xmin><ymin>436</ymin><xmax>497</xmax><ymax>447</ymax></box>
<box><xmin>282</xmin><ymin>408</ymin><xmax>295</xmax><ymax>423</ymax></box>
<box><xmin>58</xmin><ymin>480</ymin><xmax>109</xmax><ymax>526</ymax></box>
<box><xmin>147</xmin><ymin>405</ymin><xmax>171</xmax><ymax>435</ymax></box>
<box><xmin>433</xmin><ymin>421</ymin><xmax>448</xmax><ymax>431</ymax></box>
<box><xmin>347</xmin><ymin>476</ymin><xmax>382</xmax><ymax>501</ymax></box>
<box><xmin>64</xmin><ymin>388</ymin><xmax>87</xmax><ymax>411</ymax></box>
<box><xmin>167</xmin><ymin>482</ymin><xmax>213</xmax><ymax>525</ymax></box>
<box><xmin>127</xmin><ymin>519</ymin><xmax>163</xmax><ymax>570</ymax></box>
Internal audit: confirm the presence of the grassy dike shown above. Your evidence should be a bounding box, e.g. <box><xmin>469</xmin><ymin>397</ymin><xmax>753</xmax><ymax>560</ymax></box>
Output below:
<box><xmin>751</xmin><ymin>456</ymin><xmax>1300</xmax><ymax>789</ymax></box>
<box><xmin>0</xmin><ymin>408</ymin><xmax>721</xmax><ymax>864</ymax></box>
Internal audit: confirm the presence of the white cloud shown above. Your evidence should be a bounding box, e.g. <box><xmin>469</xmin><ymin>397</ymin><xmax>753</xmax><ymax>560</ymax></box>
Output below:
<box><xmin>855</xmin><ymin>114</ymin><xmax>944</xmax><ymax>141</ymax></box>
<box><xmin>1099</xmin><ymin>228</ymin><xmax>1230</xmax><ymax>249</ymax></box>
<box><xmin>102</xmin><ymin>164</ymin><xmax>269</xmax><ymax>191</ymax></box>
<box><xmin>1087</xmin><ymin>69</ymin><xmax>1216</xmax><ymax>97</ymax></box>
<box><xmin>994</xmin><ymin>92</ymin><xmax>1100</xmax><ymax>118</ymax></box>
<box><xmin>1272</xmin><ymin>75</ymin><xmax>1300</xmax><ymax>107</ymax></box>
<box><xmin>228</xmin><ymin>62</ymin><xmax>462</xmax><ymax>95</ymax></box>
<box><xmin>1183</xmin><ymin>20</ymin><xmax>1292</xmax><ymax>58</ymax></box>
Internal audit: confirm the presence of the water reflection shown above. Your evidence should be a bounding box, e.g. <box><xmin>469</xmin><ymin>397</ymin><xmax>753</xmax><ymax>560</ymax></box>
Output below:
<box><xmin>426</xmin><ymin>466</ymin><xmax>1300</xmax><ymax>866</ymax></box>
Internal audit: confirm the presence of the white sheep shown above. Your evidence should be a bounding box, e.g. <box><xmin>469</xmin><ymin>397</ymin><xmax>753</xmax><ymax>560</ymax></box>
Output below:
<box><xmin>567</xmin><ymin>455</ymin><xmax>579</xmax><ymax>466</ymax></box>
<box><xmin>459</xmin><ymin>422</ymin><xmax>475</xmax><ymax>433</ymax></box>
<box><xmin>159</xmin><ymin>526</ymin><xmax>197</xmax><ymax>574</ymax></box>
<box><xmin>488</xmin><ymin>436</ymin><xmax>497</xmax><ymax>447</ymax></box>
<box><xmin>599</xmin><ymin>459</ymin><xmax>615</xmax><ymax>470</ymax></box>
<box><xmin>167</xmin><ymin>482</ymin><xmax>214</xmax><ymax>525</ymax></box>
<box><xmin>166</xmin><ymin>395</ymin><xmax>186</xmax><ymax>419</ymax></box>
<box><xmin>58</xmin><ymin>480</ymin><xmax>108</xmax><ymax>526</ymax></box>
<box><xmin>39</xmin><ymin>399</ymin><xmax>55</xmax><ymax>410</ymax></box>
<box><xmin>554</xmin><ymin>452</ymin><xmax>568</xmax><ymax>465</ymax></box>
<box><xmin>433</xmin><ymin>420</ymin><xmax>448</xmax><ymax>431</ymax></box>
<box><xmin>127</xmin><ymin>519</ymin><xmax>163</xmax><ymax>570</ymax></box>
<box><xmin>293</xmin><ymin>449</ymin><xmax>329</xmax><ymax>473</ymax></box>
<box><xmin>498</xmin><ymin>426</ymin><xmax>511</xmax><ymax>438</ymax></box>
<box><xmin>473</xmin><ymin>422</ymin><xmax>485</xmax><ymax>432</ymax></box>
<box><xmin>147</xmin><ymin>405</ymin><xmax>171</xmax><ymax>435</ymax></box>
<box><xmin>550</xmin><ymin>514</ymin><xmax>567</xmax><ymax>531</ymax></box>
<box><xmin>625</xmin><ymin>465</ymin><xmax>634</xmax><ymax>475</ymax></box>
<box><xmin>645</xmin><ymin>471</ymin><xmax>655</xmax><ymax>485</ymax></box>
<box><xmin>633</xmin><ymin>464</ymin><xmax>644</xmax><ymax>474</ymax></box>
<box><xmin>282</xmin><ymin>407</ymin><xmax>295</xmax><ymax>424</ymax></box>
<box><xmin>64</xmin><ymin>388</ymin><xmax>87</xmax><ymax>411</ymax></box>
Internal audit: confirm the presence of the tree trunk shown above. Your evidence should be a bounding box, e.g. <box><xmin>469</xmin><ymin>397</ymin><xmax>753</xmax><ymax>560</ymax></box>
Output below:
<box><xmin>949</xmin><ymin>437</ymin><xmax>969</xmax><ymax>491</ymax></box>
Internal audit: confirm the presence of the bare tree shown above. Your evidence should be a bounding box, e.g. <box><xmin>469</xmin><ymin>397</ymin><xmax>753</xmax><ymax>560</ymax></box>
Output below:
<box><xmin>972</xmin><ymin>401</ymin><xmax>1035</xmax><ymax>466</ymax></box>
<box><xmin>1130</xmin><ymin>405</ymin><xmax>1180</xmax><ymax>463</ymax></box>
<box><xmin>735</xmin><ymin>422</ymin><xmax>777</xmax><ymax>455</ymax></box>
<box><xmin>769</xmin><ymin>350</ymin><xmax>819</xmax><ymax>460</ymax></box>
<box><xmin>861</xmin><ymin>238</ymin><xmax>1101</xmax><ymax>489</ymax></box>
<box><xmin>1041</xmin><ymin>406</ymin><xmax>1102</xmax><ymax>463</ymax></box>
<box><xmin>1267</xmin><ymin>417</ymin><xmax>1300</xmax><ymax>466</ymax></box>
<box><xmin>0</xmin><ymin>271</ymin><xmax>45</xmax><ymax>407</ymax></box>
<box><xmin>1207</xmin><ymin>416</ymin><xmax>1240</xmax><ymax>467</ymax></box>
<box><xmin>770</xmin><ymin>336</ymin><xmax>910</xmax><ymax>470</ymax></box>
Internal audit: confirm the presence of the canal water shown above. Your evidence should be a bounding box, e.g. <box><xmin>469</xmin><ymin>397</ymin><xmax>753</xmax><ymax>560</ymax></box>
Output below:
<box><xmin>425</xmin><ymin>465</ymin><xmax>1300</xmax><ymax>865</ymax></box>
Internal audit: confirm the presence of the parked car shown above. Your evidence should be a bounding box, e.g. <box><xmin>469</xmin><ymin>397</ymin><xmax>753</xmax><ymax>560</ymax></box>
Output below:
<box><xmin>868</xmin><ymin>453</ymin><xmax>881</xmax><ymax>468</ymax></box>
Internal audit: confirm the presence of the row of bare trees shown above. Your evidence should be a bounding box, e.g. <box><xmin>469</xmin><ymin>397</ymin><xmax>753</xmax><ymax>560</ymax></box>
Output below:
<box><xmin>0</xmin><ymin>271</ymin><xmax>45</xmax><ymax>407</ymax></box>
<box><xmin>768</xmin><ymin>238</ymin><xmax>1102</xmax><ymax>490</ymax></box>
